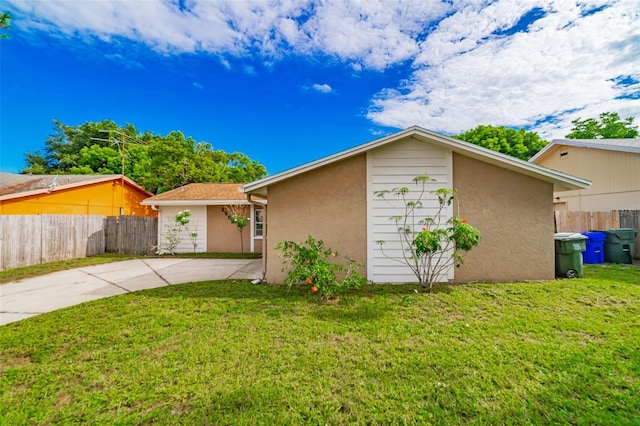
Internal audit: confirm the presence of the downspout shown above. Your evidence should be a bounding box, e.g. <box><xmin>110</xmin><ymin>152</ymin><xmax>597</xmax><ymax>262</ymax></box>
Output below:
<box><xmin>247</xmin><ymin>193</ymin><xmax>267</xmax><ymax>283</ymax></box>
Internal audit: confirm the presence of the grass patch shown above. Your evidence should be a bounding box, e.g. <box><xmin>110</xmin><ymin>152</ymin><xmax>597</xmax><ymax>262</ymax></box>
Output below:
<box><xmin>1</xmin><ymin>264</ymin><xmax>639</xmax><ymax>424</ymax></box>
<box><xmin>0</xmin><ymin>252</ymin><xmax>261</xmax><ymax>284</ymax></box>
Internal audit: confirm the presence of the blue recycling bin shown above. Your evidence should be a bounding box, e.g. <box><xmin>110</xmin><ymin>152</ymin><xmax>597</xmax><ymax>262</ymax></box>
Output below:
<box><xmin>582</xmin><ymin>231</ymin><xmax>606</xmax><ymax>264</ymax></box>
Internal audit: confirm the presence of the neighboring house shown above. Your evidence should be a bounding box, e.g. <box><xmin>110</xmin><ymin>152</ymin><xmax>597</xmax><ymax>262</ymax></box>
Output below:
<box><xmin>242</xmin><ymin>126</ymin><xmax>590</xmax><ymax>284</ymax></box>
<box><xmin>141</xmin><ymin>183</ymin><xmax>263</xmax><ymax>254</ymax></box>
<box><xmin>529</xmin><ymin>138</ymin><xmax>640</xmax><ymax>211</ymax></box>
<box><xmin>0</xmin><ymin>173</ymin><xmax>156</xmax><ymax>217</ymax></box>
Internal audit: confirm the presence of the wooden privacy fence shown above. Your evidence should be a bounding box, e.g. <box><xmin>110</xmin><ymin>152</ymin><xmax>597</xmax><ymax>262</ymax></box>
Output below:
<box><xmin>0</xmin><ymin>215</ymin><xmax>105</xmax><ymax>271</ymax></box>
<box><xmin>555</xmin><ymin>210</ymin><xmax>640</xmax><ymax>259</ymax></box>
<box><xmin>0</xmin><ymin>215</ymin><xmax>158</xmax><ymax>271</ymax></box>
<box><xmin>104</xmin><ymin>215</ymin><xmax>157</xmax><ymax>255</ymax></box>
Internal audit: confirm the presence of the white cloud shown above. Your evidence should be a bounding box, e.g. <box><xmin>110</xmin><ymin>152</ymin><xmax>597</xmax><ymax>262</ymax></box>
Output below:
<box><xmin>6</xmin><ymin>0</ymin><xmax>640</xmax><ymax>139</ymax></box>
<box><xmin>367</xmin><ymin>0</ymin><xmax>640</xmax><ymax>139</ymax></box>
<box><xmin>104</xmin><ymin>53</ymin><xmax>144</xmax><ymax>70</ymax></box>
<box><xmin>312</xmin><ymin>83</ymin><xmax>333</xmax><ymax>94</ymax></box>
<box><xmin>243</xmin><ymin>65</ymin><xmax>257</xmax><ymax>76</ymax></box>
<box><xmin>6</xmin><ymin>0</ymin><xmax>448</xmax><ymax>69</ymax></box>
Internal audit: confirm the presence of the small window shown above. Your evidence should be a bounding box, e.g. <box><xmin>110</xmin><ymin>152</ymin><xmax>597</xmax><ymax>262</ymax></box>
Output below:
<box><xmin>254</xmin><ymin>209</ymin><xmax>264</xmax><ymax>238</ymax></box>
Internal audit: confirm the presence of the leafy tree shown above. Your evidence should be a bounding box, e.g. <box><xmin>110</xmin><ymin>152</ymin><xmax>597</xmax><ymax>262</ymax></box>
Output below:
<box><xmin>22</xmin><ymin>120</ymin><xmax>267</xmax><ymax>194</ymax></box>
<box><xmin>453</xmin><ymin>125</ymin><xmax>547</xmax><ymax>160</ymax></box>
<box><xmin>565</xmin><ymin>112</ymin><xmax>639</xmax><ymax>139</ymax></box>
<box><xmin>1</xmin><ymin>12</ymin><xmax>11</xmax><ymax>39</ymax></box>
<box><xmin>23</xmin><ymin>119</ymin><xmax>126</xmax><ymax>174</ymax></box>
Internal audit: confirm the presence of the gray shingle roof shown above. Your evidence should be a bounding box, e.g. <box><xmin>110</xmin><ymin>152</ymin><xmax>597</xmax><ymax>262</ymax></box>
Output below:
<box><xmin>0</xmin><ymin>173</ymin><xmax>123</xmax><ymax>196</ymax></box>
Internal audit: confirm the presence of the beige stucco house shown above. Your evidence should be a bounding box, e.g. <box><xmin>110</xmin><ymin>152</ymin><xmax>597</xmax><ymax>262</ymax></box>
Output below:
<box><xmin>142</xmin><ymin>183</ymin><xmax>263</xmax><ymax>254</ymax></box>
<box><xmin>529</xmin><ymin>138</ymin><xmax>640</xmax><ymax>211</ymax></box>
<box><xmin>242</xmin><ymin>126</ymin><xmax>590</xmax><ymax>284</ymax></box>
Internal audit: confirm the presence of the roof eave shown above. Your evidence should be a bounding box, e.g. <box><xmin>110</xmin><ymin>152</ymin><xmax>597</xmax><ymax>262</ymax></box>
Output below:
<box><xmin>243</xmin><ymin>126</ymin><xmax>591</xmax><ymax>193</ymax></box>
<box><xmin>531</xmin><ymin>139</ymin><xmax>640</xmax><ymax>162</ymax></box>
<box><xmin>141</xmin><ymin>199</ymin><xmax>250</xmax><ymax>206</ymax></box>
<box><xmin>0</xmin><ymin>175</ymin><xmax>153</xmax><ymax>201</ymax></box>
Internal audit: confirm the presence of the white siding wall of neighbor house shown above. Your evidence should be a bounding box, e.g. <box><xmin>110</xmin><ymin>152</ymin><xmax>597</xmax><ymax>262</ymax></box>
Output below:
<box><xmin>367</xmin><ymin>137</ymin><xmax>453</xmax><ymax>283</ymax></box>
<box><xmin>158</xmin><ymin>205</ymin><xmax>207</xmax><ymax>254</ymax></box>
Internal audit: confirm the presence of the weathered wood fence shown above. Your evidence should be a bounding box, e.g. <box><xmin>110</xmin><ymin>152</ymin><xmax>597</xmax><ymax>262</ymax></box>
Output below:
<box><xmin>555</xmin><ymin>210</ymin><xmax>640</xmax><ymax>259</ymax></box>
<box><xmin>104</xmin><ymin>215</ymin><xmax>158</xmax><ymax>255</ymax></box>
<box><xmin>0</xmin><ymin>215</ymin><xmax>157</xmax><ymax>271</ymax></box>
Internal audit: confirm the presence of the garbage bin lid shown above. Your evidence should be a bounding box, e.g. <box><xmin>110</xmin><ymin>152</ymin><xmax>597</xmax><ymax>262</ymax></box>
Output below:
<box><xmin>554</xmin><ymin>232</ymin><xmax>588</xmax><ymax>241</ymax></box>
<box><xmin>582</xmin><ymin>231</ymin><xmax>607</xmax><ymax>241</ymax></box>
<box><xmin>596</xmin><ymin>228</ymin><xmax>638</xmax><ymax>238</ymax></box>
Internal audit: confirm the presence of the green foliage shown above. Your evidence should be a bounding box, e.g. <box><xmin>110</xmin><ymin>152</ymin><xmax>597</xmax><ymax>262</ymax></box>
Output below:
<box><xmin>375</xmin><ymin>175</ymin><xmax>481</xmax><ymax>291</ymax></box>
<box><xmin>454</xmin><ymin>125</ymin><xmax>548</xmax><ymax>160</ymax></box>
<box><xmin>275</xmin><ymin>236</ymin><xmax>366</xmax><ymax>298</ymax></box>
<box><xmin>1</xmin><ymin>265</ymin><xmax>639</xmax><ymax>424</ymax></box>
<box><xmin>0</xmin><ymin>11</ymin><xmax>11</xmax><ymax>39</ymax></box>
<box><xmin>565</xmin><ymin>111</ymin><xmax>639</xmax><ymax>139</ymax></box>
<box><xmin>22</xmin><ymin>119</ymin><xmax>267</xmax><ymax>194</ymax></box>
<box><xmin>229</xmin><ymin>215</ymin><xmax>248</xmax><ymax>228</ymax></box>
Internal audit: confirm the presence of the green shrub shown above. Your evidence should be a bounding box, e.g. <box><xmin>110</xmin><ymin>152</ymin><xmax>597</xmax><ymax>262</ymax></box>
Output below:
<box><xmin>275</xmin><ymin>236</ymin><xmax>366</xmax><ymax>298</ymax></box>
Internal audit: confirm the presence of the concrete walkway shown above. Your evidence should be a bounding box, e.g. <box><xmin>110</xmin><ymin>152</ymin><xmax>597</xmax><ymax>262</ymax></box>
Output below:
<box><xmin>0</xmin><ymin>258</ymin><xmax>263</xmax><ymax>326</ymax></box>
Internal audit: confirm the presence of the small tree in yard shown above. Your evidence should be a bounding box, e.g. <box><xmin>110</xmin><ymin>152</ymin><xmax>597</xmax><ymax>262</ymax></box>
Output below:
<box><xmin>374</xmin><ymin>175</ymin><xmax>481</xmax><ymax>292</ymax></box>
<box><xmin>223</xmin><ymin>204</ymin><xmax>250</xmax><ymax>254</ymax></box>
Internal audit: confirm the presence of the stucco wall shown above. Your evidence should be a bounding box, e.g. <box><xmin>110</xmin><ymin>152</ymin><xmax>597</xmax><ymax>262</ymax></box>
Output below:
<box><xmin>206</xmin><ymin>205</ymin><xmax>255</xmax><ymax>253</ymax></box>
<box><xmin>265</xmin><ymin>154</ymin><xmax>367</xmax><ymax>283</ymax></box>
<box><xmin>453</xmin><ymin>153</ymin><xmax>555</xmax><ymax>282</ymax></box>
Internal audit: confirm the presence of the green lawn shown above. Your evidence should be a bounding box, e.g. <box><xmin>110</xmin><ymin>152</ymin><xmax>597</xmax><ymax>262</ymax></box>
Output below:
<box><xmin>1</xmin><ymin>264</ymin><xmax>639</xmax><ymax>424</ymax></box>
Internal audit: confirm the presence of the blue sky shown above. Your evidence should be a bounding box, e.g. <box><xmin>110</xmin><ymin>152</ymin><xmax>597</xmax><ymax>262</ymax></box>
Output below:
<box><xmin>1</xmin><ymin>0</ymin><xmax>639</xmax><ymax>176</ymax></box>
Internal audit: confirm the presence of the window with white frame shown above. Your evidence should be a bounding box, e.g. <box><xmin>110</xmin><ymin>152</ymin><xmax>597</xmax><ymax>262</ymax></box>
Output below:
<box><xmin>254</xmin><ymin>208</ymin><xmax>264</xmax><ymax>238</ymax></box>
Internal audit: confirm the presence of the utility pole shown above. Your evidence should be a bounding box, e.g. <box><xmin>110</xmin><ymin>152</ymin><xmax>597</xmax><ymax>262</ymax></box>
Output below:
<box><xmin>91</xmin><ymin>129</ymin><xmax>141</xmax><ymax>216</ymax></box>
<box><xmin>120</xmin><ymin>132</ymin><xmax>125</xmax><ymax>215</ymax></box>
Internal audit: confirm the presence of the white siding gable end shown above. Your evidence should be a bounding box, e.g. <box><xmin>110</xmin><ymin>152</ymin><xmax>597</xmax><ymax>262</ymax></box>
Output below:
<box><xmin>367</xmin><ymin>137</ymin><xmax>454</xmax><ymax>283</ymax></box>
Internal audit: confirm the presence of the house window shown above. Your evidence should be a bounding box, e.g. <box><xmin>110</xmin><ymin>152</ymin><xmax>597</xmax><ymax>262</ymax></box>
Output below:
<box><xmin>254</xmin><ymin>208</ymin><xmax>264</xmax><ymax>238</ymax></box>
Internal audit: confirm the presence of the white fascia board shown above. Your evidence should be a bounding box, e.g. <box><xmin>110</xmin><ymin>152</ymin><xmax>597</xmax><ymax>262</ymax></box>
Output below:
<box><xmin>530</xmin><ymin>139</ymin><xmax>640</xmax><ymax>163</ymax></box>
<box><xmin>242</xmin><ymin>126</ymin><xmax>591</xmax><ymax>193</ymax></box>
<box><xmin>242</xmin><ymin>127</ymin><xmax>419</xmax><ymax>193</ymax></box>
<box><xmin>422</xmin><ymin>139</ymin><xmax>591</xmax><ymax>191</ymax></box>
<box><xmin>528</xmin><ymin>143</ymin><xmax>554</xmax><ymax>163</ymax></box>
<box><xmin>141</xmin><ymin>199</ymin><xmax>250</xmax><ymax>206</ymax></box>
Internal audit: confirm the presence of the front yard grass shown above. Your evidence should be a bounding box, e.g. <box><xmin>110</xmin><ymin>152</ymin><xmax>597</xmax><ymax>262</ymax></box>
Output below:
<box><xmin>1</xmin><ymin>264</ymin><xmax>638</xmax><ymax>424</ymax></box>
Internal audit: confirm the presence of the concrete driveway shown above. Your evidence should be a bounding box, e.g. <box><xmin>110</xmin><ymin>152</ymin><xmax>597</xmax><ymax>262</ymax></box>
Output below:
<box><xmin>0</xmin><ymin>258</ymin><xmax>262</xmax><ymax>326</ymax></box>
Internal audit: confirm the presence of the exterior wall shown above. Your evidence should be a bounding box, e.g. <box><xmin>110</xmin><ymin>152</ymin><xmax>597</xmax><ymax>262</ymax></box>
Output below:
<box><xmin>534</xmin><ymin>146</ymin><xmax>640</xmax><ymax>210</ymax></box>
<box><xmin>367</xmin><ymin>136</ymin><xmax>453</xmax><ymax>283</ymax></box>
<box><xmin>158</xmin><ymin>205</ymin><xmax>207</xmax><ymax>254</ymax></box>
<box><xmin>265</xmin><ymin>154</ymin><xmax>367</xmax><ymax>283</ymax></box>
<box><xmin>207</xmin><ymin>205</ymin><xmax>255</xmax><ymax>253</ymax></box>
<box><xmin>252</xmin><ymin>238</ymin><xmax>263</xmax><ymax>253</ymax></box>
<box><xmin>453</xmin><ymin>153</ymin><xmax>555</xmax><ymax>282</ymax></box>
<box><xmin>0</xmin><ymin>181</ymin><xmax>156</xmax><ymax>217</ymax></box>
